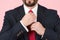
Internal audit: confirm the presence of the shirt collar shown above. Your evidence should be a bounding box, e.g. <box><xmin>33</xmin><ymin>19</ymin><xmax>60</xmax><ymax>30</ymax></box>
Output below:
<box><xmin>24</xmin><ymin>4</ymin><xmax>38</xmax><ymax>16</ymax></box>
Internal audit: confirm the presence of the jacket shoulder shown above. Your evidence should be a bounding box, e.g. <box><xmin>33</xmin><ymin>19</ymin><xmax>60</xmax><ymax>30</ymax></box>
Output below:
<box><xmin>47</xmin><ymin>9</ymin><xmax>57</xmax><ymax>13</ymax></box>
<box><xmin>39</xmin><ymin>4</ymin><xmax>58</xmax><ymax>17</ymax></box>
<box><xmin>38</xmin><ymin>4</ymin><xmax>57</xmax><ymax>15</ymax></box>
<box><xmin>5</xmin><ymin>5</ymin><xmax>23</xmax><ymax>15</ymax></box>
<box><xmin>46</xmin><ymin>9</ymin><xmax>58</xmax><ymax>17</ymax></box>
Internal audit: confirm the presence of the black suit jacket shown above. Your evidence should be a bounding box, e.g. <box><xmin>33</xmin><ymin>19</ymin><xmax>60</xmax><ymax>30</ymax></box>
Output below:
<box><xmin>0</xmin><ymin>4</ymin><xmax>60</xmax><ymax>40</ymax></box>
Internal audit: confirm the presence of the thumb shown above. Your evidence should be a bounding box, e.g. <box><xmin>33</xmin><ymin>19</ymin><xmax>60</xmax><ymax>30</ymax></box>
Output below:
<box><xmin>31</xmin><ymin>27</ymin><xmax>35</xmax><ymax>31</ymax></box>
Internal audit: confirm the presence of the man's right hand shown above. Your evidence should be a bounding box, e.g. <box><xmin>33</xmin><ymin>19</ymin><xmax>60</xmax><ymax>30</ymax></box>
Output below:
<box><xmin>20</xmin><ymin>12</ymin><xmax>36</xmax><ymax>27</ymax></box>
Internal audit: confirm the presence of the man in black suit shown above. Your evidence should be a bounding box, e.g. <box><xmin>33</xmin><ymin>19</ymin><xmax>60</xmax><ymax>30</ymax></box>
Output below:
<box><xmin>0</xmin><ymin>0</ymin><xmax>60</xmax><ymax>40</ymax></box>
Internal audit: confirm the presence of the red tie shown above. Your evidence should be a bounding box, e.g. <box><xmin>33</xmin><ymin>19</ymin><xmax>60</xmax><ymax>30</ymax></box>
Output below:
<box><xmin>28</xmin><ymin>10</ymin><xmax>36</xmax><ymax>40</ymax></box>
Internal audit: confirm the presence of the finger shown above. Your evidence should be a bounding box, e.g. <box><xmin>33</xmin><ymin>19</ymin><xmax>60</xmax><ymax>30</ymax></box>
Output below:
<box><xmin>29</xmin><ymin>13</ymin><xmax>36</xmax><ymax>16</ymax></box>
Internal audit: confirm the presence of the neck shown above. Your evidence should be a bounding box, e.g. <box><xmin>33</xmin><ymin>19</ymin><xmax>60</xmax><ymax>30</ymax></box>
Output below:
<box><xmin>27</xmin><ymin>6</ymin><xmax>35</xmax><ymax>9</ymax></box>
<box><xmin>26</xmin><ymin>4</ymin><xmax>37</xmax><ymax>9</ymax></box>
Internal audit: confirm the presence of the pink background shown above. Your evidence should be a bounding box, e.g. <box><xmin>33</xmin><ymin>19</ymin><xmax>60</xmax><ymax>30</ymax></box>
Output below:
<box><xmin>0</xmin><ymin>0</ymin><xmax>60</xmax><ymax>31</ymax></box>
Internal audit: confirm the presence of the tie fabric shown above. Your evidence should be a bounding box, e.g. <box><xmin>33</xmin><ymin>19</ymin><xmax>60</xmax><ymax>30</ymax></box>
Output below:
<box><xmin>28</xmin><ymin>10</ymin><xmax>36</xmax><ymax>40</ymax></box>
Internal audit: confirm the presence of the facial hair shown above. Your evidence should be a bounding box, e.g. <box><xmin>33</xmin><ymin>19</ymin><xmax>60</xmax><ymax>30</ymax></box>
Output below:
<box><xmin>23</xmin><ymin>0</ymin><xmax>38</xmax><ymax>7</ymax></box>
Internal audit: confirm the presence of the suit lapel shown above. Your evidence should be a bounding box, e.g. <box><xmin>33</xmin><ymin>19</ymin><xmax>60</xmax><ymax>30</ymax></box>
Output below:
<box><xmin>37</xmin><ymin>4</ymin><xmax>47</xmax><ymax>28</ymax></box>
<box><xmin>36</xmin><ymin>4</ymin><xmax>47</xmax><ymax>40</ymax></box>
<box><xmin>17</xmin><ymin>5</ymin><xmax>25</xmax><ymax>20</ymax></box>
<box><xmin>17</xmin><ymin>5</ymin><xmax>28</xmax><ymax>40</ymax></box>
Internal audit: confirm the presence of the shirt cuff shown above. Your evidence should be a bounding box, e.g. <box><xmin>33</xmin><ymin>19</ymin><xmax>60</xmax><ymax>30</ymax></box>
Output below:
<box><xmin>41</xmin><ymin>35</ymin><xmax>44</xmax><ymax>39</ymax></box>
<box><xmin>41</xmin><ymin>29</ymin><xmax>46</xmax><ymax>39</ymax></box>
<box><xmin>20</xmin><ymin>21</ymin><xmax>29</xmax><ymax>32</ymax></box>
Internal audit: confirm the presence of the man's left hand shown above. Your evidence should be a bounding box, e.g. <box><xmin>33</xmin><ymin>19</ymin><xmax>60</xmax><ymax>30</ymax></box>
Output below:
<box><xmin>31</xmin><ymin>22</ymin><xmax>45</xmax><ymax>35</ymax></box>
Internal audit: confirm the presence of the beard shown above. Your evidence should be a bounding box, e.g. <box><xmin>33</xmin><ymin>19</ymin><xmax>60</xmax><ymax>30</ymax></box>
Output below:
<box><xmin>23</xmin><ymin>0</ymin><xmax>38</xmax><ymax>7</ymax></box>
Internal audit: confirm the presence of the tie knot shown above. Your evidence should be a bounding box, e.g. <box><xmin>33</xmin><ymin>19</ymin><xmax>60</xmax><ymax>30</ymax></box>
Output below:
<box><xmin>29</xmin><ymin>10</ymin><xmax>33</xmax><ymax>13</ymax></box>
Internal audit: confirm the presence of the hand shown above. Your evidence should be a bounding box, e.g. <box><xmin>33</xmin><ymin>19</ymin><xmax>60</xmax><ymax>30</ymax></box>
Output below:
<box><xmin>21</xmin><ymin>12</ymin><xmax>36</xmax><ymax>27</ymax></box>
<box><xmin>31</xmin><ymin>22</ymin><xmax>45</xmax><ymax>35</ymax></box>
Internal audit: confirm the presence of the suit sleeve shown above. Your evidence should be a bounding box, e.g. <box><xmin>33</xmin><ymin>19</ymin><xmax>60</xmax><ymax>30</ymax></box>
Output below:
<box><xmin>0</xmin><ymin>11</ymin><xmax>27</xmax><ymax>40</ymax></box>
<box><xmin>42</xmin><ymin>10</ymin><xmax>60</xmax><ymax>40</ymax></box>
